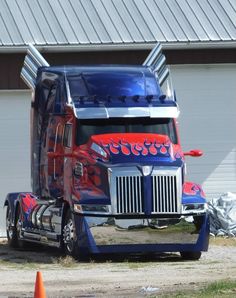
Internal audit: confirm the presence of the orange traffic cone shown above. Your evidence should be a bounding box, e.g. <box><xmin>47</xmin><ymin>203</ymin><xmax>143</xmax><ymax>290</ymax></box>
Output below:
<box><xmin>34</xmin><ymin>271</ymin><xmax>47</xmax><ymax>298</ymax></box>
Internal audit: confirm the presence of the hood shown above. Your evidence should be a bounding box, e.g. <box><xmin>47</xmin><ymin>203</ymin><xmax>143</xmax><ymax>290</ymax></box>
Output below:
<box><xmin>88</xmin><ymin>133</ymin><xmax>184</xmax><ymax>165</ymax></box>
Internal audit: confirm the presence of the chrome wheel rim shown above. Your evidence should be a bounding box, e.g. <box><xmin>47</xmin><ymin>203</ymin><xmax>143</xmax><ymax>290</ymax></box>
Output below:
<box><xmin>6</xmin><ymin>208</ymin><xmax>13</xmax><ymax>240</ymax></box>
<box><xmin>63</xmin><ymin>219</ymin><xmax>74</xmax><ymax>253</ymax></box>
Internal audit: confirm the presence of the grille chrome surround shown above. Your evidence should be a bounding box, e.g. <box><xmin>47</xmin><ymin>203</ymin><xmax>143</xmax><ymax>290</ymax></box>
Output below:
<box><xmin>110</xmin><ymin>167</ymin><xmax>182</xmax><ymax>215</ymax></box>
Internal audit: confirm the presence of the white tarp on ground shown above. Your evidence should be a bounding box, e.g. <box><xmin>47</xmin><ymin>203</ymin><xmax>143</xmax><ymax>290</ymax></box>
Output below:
<box><xmin>208</xmin><ymin>192</ymin><xmax>236</xmax><ymax>236</ymax></box>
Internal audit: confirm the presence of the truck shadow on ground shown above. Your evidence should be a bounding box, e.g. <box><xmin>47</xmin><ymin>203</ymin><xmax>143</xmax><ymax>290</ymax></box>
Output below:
<box><xmin>0</xmin><ymin>240</ymin><xmax>182</xmax><ymax>266</ymax></box>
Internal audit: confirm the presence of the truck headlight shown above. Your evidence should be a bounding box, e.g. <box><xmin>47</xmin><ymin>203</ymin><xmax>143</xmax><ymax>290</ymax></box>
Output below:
<box><xmin>74</xmin><ymin>204</ymin><xmax>111</xmax><ymax>215</ymax></box>
<box><xmin>182</xmin><ymin>203</ymin><xmax>207</xmax><ymax>214</ymax></box>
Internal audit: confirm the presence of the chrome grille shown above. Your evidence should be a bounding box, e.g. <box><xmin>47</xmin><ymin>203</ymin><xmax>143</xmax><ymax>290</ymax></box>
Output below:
<box><xmin>116</xmin><ymin>176</ymin><xmax>143</xmax><ymax>214</ymax></box>
<box><xmin>152</xmin><ymin>175</ymin><xmax>178</xmax><ymax>213</ymax></box>
<box><xmin>112</xmin><ymin>167</ymin><xmax>181</xmax><ymax>215</ymax></box>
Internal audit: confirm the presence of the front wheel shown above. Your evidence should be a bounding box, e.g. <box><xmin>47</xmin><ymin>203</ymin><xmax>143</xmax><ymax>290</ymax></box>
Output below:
<box><xmin>63</xmin><ymin>209</ymin><xmax>78</xmax><ymax>257</ymax></box>
<box><xmin>180</xmin><ymin>251</ymin><xmax>202</xmax><ymax>260</ymax></box>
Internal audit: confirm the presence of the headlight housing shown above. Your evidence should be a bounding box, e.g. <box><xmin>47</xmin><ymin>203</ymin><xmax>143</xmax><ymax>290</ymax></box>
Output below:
<box><xmin>74</xmin><ymin>204</ymin><xmax>111</xmax><ymax>215</ymax></box>
<box><xmin>182</xmin><ymin>203</ymin><xmax>207</xmax><ymax>214</ymax></box>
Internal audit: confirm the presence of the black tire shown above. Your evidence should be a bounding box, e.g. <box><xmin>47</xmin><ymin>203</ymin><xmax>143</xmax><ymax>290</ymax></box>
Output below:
<box><xmin>6</xmin><ymin>205</ymin><xmax>26</xmax><ymax>249</ymax></box>
<box><xmin>6</xmin><ymin>205</ymin><xmax>18</xmax><ymax>248</ymax></box>
<box><xmin>63</xmin><ymin>209</ymin><xmax>78</xmax><ymax>258</ymax></box>
<box><xmin>180</xmin><ymin>251</ymin><xmax>202</xmax><ymax>260</ymax></box>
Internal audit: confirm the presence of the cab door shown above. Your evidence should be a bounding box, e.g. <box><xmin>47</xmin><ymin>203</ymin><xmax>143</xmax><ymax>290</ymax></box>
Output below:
<box><xmin>40</xmin><ymin>84</ymin><xmax>65</xmax><ymax>199</ymax></box>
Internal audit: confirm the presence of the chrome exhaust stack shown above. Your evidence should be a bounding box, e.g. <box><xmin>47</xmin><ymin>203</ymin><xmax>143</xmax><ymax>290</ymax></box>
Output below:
<box><xmin>143</xmin><ymin>42</ymin><xmax>169</xmax><ymax>86</ymax></box>
<box><xmin>21</xmin><ymin>44</ymin><xmax>49</xmax><ymax>90</ymax></box>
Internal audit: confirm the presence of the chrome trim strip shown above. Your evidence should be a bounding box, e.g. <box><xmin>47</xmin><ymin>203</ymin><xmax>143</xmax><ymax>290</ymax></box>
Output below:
<box><xmin>74</xmin><ymin>106</ymin><xmax>179</xmax><ymax>119</ymax></box>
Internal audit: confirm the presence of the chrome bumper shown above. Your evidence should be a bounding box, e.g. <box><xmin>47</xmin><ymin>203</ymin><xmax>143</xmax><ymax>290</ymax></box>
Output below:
<box><xmin>83</xmin><ymin>215</ymin><xmax>205</xmax><ymax>246</ymax></box>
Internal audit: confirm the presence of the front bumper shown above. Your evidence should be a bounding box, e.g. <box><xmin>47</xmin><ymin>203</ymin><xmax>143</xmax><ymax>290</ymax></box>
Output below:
<box><xmin>74</xmin><ymin>213</ymin><xmax>209</xmax><ymax>254</ymax></box>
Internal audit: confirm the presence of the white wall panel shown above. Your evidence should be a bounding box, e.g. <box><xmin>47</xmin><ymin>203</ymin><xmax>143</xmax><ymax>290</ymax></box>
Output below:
<box><xmin>0</xmin><ymin>90</ymin><xmax>31</xmax><ymax>236</ymax></box>
<box><xmin>171</xmin><ymin>64</ymin><xmax>236</xmax><ymax>199</ymax></box>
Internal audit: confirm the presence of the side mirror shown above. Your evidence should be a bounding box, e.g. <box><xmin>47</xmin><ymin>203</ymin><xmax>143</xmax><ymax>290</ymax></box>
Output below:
<box><xmin>184</xmin><ymin>149</ymin><xmax>203</xmax><ymax>157</ymax></box>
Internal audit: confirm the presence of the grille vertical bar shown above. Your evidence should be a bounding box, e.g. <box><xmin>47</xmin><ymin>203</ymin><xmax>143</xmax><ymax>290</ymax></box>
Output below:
<box><xmin>152</xmin><ymin>175</ymin><xmax>178</xmax><ymax>213</ymax></box>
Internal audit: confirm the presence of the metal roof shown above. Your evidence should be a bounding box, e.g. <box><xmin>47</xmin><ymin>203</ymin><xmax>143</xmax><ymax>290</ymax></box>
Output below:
<box><xmin>0</xmin><ymin>0</ymin><xmax>236</xmax><ymax>52</ymax></box>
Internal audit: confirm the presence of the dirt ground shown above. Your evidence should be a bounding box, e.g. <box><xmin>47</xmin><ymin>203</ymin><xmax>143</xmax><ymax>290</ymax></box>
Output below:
<box><xmin>0</xmin><ymin>238</ymin><xmax>236</xmax><ymax>297</ymax></box>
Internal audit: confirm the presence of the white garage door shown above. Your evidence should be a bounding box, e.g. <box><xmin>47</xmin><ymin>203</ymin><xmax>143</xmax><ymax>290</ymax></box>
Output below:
<box><xmin>171</xmin><ymin>64</ymin><xmax>236</xmax><ymax>200</ymax></box>
<box><xmin>0</xmin><ymin>90</ymin><xmax>31</xmax><ymax>236</ymax></box>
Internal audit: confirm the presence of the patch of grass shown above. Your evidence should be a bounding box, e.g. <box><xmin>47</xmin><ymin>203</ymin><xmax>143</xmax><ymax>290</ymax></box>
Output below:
<box><xmin>123</xmin><ymin>261</ymin><xmax>155</xmax><ymax>270</ymax></box>
<box><xmin>201</xmin><ymin>280</ymin><xmax>236</xmax><ymax>297</ymax></box>
<box><xmin>127</xmin><ymin>262</ymin><xmax>143</xmax><ymax>270</ymax></box>
<box><xmin>0</xmin><ymin>258</ymin><xmax>39</xmax><ymax>269</ymax></box>
<box><xmin>159</xmin><ymin>280</ymin><xmax>236</xmax><ymax>298</ymax></box>
<box><xmin>52</xmin><ymin>255</ymin><xmax>77</xmax><ymax>268</ymax></box>
<box><xmin>205</xmin><ymin>260</ymin><xmax>221</xmax><ymax>265</ymax></box>
<box><xmin>210</xmin><ymin>236</ymin><xmax>236</xmax><ymax>247</ymax></box>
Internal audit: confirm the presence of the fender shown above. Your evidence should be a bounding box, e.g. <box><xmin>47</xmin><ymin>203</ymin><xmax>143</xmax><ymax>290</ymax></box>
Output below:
<box><xmin>182</xmin><ymin>181</ymin><xmax>206</xmax><ymax>204</ymax></box>
<box><xmin>4</xmin><ymin>192</ymin><xmax>36</xmax><ymax>226</ymax></box>
<box><xmin>4</xmin><ymin>193</ymin><xmax>21</xmax><ymax>224</ymax></box>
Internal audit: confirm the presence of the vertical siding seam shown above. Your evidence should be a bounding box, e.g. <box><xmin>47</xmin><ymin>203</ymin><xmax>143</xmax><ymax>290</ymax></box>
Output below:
<box><xmin>46</xmin><ymin>0</ymin><xmax>68</xmax><ymax>43</ymax></box>
<box><xmin>68</xmin><ymin>0</ymin><xmax>90</xmax><ymax>43</ymax></box>
<box><xmin>15</xmin><ymin>0</ymin><xmax>35</xmax><ymax>42</ymax></box>
<box><xmin>195</xmin><ymin>0</ymin><xmax>220</xmax><ymax>39</ymax></box>
<box><xmin>0</xmin><ymin>7</ymin><xmax>13</xmax><ymax>44</ymax></box>
<box><xmin>143</xmin><ymin>0</ymin><xmax>166</xmax><ymax>41</ymax></box>
<box><xmin>4</xmin><ymin>0</ymin><xmax>24</xmax><ymax>44</ymax></box>
<box><xmin>185</xmin><ymin>0</ymin><xmax>211</xmax><ymax>40</ymax></box>
<box><xmin>206</xmin><ymin>0</ymin><xmax>231</xmax><ymax>39</ymax></box>
<box><xmin>36</xmin><ymin>0</ymin><xmax>58</xmax><ymax>43</ymax></box>
<box><xmin>212</xmin><ymin>0</ymin><xmax>236</xmax><ymax>34</ymax></box>
<box><xmin>175</xmin><ymin>0</ymin><xmax>200</xmax><ymax>40</ymax></box>
<box><xmin>110</xmin><ymin>0</ymin><xmax>133</xmax><ymax>42</ymax></box>
<box><xmin>79</xmin><ymin>0</ymin><xmax>101</xmax><ymax>43</ymax></box>
<box><xmin>229</xmin><ymin>0</ymin><xmax>236</xmax><ymax>12</ymax></box>
<box><xmin>57</xmin><ymin>0</ymin><xmax>78</xmax><ymax>43</ymax></box>
<box><xmin>100</xmin><ymin>0</ymin><xmax>124</xmax><ymax>42</ymax></box>
<box><xmin>90</xmin><ymin>0</ymin><xmax>113</xmax><ymax>42</ymax></box>
<box><xmin>121</xmin><ymin>0</ymin><xmax>146</xmax><ymax>41</ymax></box>
<box><xmin>163</xmin><ymin>0</ymin><xmax>189</xmax><ymax>40</ymax></box>
<box><xmin>132</xmin><ymin>0</ymin><xmax>155</xmax><ymax>40</ymax></box>
<box><xmin>218</xmin><ymin>0</ymin><xmax>236</xmax><ymax>29</ymax></box>
<box><xmin>153</xmin><ymin>0</ymin><xmax>178</xmax><ymax>40</ymax></box>
<box><xmin>25</xmin><ymin>0</ymin><xmax>47</xmax><ymax>44</ymax></box>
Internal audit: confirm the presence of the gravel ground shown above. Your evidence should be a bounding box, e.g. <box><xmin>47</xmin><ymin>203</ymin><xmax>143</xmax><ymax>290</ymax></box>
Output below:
<box><xmin>0</xmin><ymin>239</ymin><xmax>236</xmax><ymax>297</ymax></box>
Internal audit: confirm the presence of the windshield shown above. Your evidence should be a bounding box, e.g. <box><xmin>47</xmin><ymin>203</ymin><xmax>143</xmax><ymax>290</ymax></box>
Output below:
<box><xmin>76</xmin><ymin>118</ymin><xmax>177</xmax><ymax>145</ymax></box>
<box><xmin>68</xmin><ymin>73</ymin><xmax>159</xmax><ymax>97</ymax></box>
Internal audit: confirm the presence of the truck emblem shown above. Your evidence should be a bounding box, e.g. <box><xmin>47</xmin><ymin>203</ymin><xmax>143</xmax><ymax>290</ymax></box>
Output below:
<box><xmin>142</xmin><ymin>165</ymin><xmax>153</xmax><ymax>176</ymax></box>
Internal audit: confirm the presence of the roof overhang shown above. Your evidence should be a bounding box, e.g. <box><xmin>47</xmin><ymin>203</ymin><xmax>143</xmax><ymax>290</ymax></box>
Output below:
<box><xmin>1</xmin><ymin>41</ymin><xmax>236</xmax><ymax>53</ymax></box>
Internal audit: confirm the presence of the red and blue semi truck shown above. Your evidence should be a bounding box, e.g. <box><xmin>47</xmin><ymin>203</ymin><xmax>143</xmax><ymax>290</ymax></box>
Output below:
<box><xmin>5</xmin><ymin>44</ymin><xmax>209</xmax><ymax>259</ymax></box>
